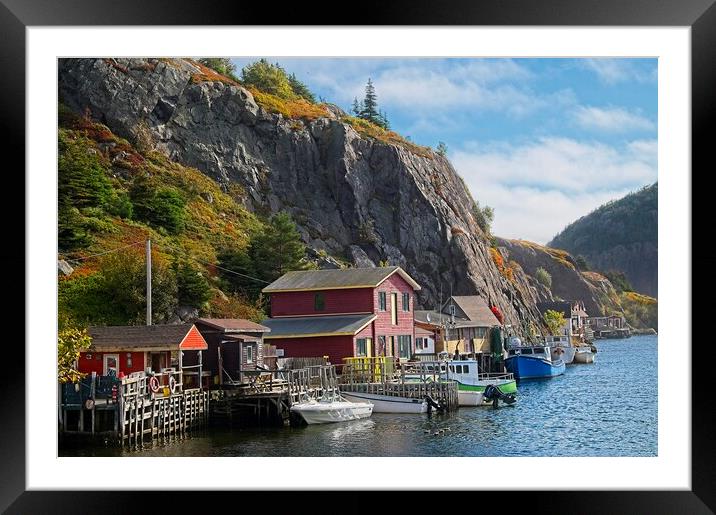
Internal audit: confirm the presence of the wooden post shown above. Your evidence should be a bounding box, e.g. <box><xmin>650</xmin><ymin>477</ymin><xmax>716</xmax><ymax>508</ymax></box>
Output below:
<box><xmin>90</xmin><ymin>372</ymin><xmax>96</xmax><ymax>435</ymax></box>
<box><xmin>218</xmin><ymin>346</ymin><xmax>223</xmax><ymax>385</ymax></box>
<box><xmin>198</xmin><ymin>350</ymin><xmax>203</xmax><ymax>390</ymax></box>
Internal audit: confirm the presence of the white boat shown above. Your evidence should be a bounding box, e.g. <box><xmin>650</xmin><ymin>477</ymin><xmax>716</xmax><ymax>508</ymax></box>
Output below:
<box><xmin>545</xmin><ymin>335</ymin><xmax>576</xmax><ymax>364</ymax></box>
<box><xmin>340</xmin><ymin>391</ymin><xmax>428</xmax><ymax>414</ymax></box>
<box><xmin>290</xmin><ymin>393</ymin><xmax>373</xmax><ymax>424</ymax></box>
<box><xmin>573</xmin><ymin>347</ymin><xmax>596</xmax><ymax>364</ymax></box>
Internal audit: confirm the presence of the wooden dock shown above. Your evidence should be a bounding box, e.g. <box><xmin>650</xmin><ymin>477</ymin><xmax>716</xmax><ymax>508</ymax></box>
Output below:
<box><xmin>210</xmin><ymin>365</ymin><xmax>340</xmax><ymax>427</ymax></box>
<box><xmin>60</xmin><ymin>370</ymin><xmax>209</xmax><ymax>447</ymax></box>
<box><xmin>337</xmin><ymin>357</ymin><xmax>459</xmax><ymax>411</ymax></box>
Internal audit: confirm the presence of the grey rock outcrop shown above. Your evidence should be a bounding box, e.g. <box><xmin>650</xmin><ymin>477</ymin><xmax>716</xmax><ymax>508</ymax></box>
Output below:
<box><xmin>58</xmin><ymin>58</ymin><xmax>546</xmax><ymax>332</ymax></box>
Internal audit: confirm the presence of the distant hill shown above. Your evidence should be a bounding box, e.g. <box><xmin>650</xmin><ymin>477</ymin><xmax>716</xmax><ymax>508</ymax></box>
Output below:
<box><xmin>549</xmin><ymin>183</ymin><xmax>657</xmax><ymax>297</ymax></box>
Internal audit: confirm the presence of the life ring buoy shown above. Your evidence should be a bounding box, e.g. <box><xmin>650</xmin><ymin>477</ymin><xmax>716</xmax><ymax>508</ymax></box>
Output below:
<box><xmin>169</xmin><ymin>375</ymin><xmax>177</xmax><ymax>394</ymax></box>
<box><xmin>149</xmin><ymin>376</ymin><xmax>160</xmax><ymax>393</ymax></box>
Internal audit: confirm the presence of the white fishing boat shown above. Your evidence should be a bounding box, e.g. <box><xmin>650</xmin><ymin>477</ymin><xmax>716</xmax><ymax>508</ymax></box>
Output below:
<box><xmin>545</xmin><ymin>335</ymin><xmax>576</xmax><ymax>364</ymax></box>
<box><xmin>290</xmin><ymin>392</ymin><xmax>373</xmax><ymax>425</ymax></box>
<box><xmin>340</xmin><ymin>391</ymin><xmax>428</xmax><ymax>414</ymax></box>
<box><xmin>573</xmin><ymin>346</ymin><xmax>596</xmax><ymax>364</ymax></box>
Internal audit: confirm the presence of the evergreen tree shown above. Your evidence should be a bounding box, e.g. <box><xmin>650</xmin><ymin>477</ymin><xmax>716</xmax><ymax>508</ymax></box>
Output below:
<box><xmin>251</xmin><ymin>212</ymin><xmax>307</xmax><ymax>282</ymax></box>
<box><xmin>360</xmin><ymin>78</ymin><xmax>380</xmax><ymax>124</ymax></box>
<box><xmin>351</xmin><ymin>97</ymin><xmax>362</xmax><ymax>116</ymax></box>
<box><xmin>217</xmin><ymin>248</ymin><xmax>262</xmax><ymax>299</ymax></box>
<box><xmin>198</xmin><ymin>58</ymin><xmax>237</xmax><ymax>79</ymax></box>
<box><xmin>174</xmin><ymin>259</ymin><xmax>211</xmax><ymax>307</ymax></box>
<box><xmin>436</xmin><ymin>141</ymin><xmax>448</xmax><ymax>156</ymax></box>
<box><xmin>288</xmin><ymin>73</ymin><xmax>316</xmax><ymax>103</ymax></box>
<box><xmin>378</xmin><ymin>110</ymin><xmax>390</xmax><ymax>130</ymax></box>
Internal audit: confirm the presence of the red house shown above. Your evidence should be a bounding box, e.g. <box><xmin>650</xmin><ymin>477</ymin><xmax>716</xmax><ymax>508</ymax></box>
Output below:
<box><xmin>261</xmin><ymin>266</ymin><xmax>421</xmax><ymax>365</ymax></box>
<box><xmin>79</xmin><ymin>324</ymin><xmax>208</xmax><ymax>378</ymax></box>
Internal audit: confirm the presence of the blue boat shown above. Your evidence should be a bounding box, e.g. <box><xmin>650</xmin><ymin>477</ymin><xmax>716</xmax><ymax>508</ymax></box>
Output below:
<box><xmin>504</xmin><ymin>343</ymin><xmax>566</xmax><ymax>380</ymax></box>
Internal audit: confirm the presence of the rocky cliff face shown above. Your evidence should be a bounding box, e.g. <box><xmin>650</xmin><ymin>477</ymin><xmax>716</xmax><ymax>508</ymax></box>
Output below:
<box><xmin>496</xmin><ymin>238</ymin><xmax>623</xmax><ymax>317</ymax></box>
<box><xmin>58</xmin><ymin>57</ymin><xmax>545</xmax><ymax>330</ymax></box>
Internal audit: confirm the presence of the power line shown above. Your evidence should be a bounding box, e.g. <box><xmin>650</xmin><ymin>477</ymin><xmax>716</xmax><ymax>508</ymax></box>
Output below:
<box><xmin>154</xmin><ymin>240</ymin><xmax>270</xmax><ymax>285</ymax></box>
<box><xmin>62</xmin><ymin>241</ymin><xmax>144</xmax><ymax>265</ymax></box>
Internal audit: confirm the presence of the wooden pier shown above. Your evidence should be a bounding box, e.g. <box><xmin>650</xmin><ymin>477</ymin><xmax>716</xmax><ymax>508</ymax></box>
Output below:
<box><xmin>337</xmin><ymin>357</ymin><xmax>460</xmax><ymax>411</ymax></box>
<box><xmin>210</xmin><ymin>365</ymin><xmax>341</xmax><ymax>427</ymax></box>
<box><xmin>60</xmin><ymin>370</ymin><xmax>209</xmax><ymax>446</ymax></box>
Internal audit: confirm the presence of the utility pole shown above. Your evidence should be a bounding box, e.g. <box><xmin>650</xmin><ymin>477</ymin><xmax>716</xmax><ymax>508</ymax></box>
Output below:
<box><xmin>146</xmin><ymin>239</ymin><xmax>152</xmax><ymax>326</ymax></box>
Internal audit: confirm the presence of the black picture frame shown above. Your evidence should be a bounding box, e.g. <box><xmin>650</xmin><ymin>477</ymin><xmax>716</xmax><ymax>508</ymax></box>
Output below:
<box><xmin>2</xmin><ymin>0</ymin><xmax>711</xmax><ymax>512</ymax></box>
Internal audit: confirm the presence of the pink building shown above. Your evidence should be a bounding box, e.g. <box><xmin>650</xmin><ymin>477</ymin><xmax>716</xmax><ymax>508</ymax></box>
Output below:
<box><xmin>261</xmin><ymin>266</ymin><xmax>421</xmax><ymax>365</ymax></box>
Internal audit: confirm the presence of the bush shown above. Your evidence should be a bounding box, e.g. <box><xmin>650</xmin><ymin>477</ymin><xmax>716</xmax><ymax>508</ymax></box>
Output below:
<box><xmin>535</xmin><ymin>267</ymin><xmax>552</xmax><ymax>289</ymax></box>
<box><xmin>105</xmin><ymin>190</ymin><xmax>134</xmax><ymax>219</ymax></box>
<box><xmin>58</xmin><ymin>249</ymin><xmax>178</xmax><ymax>326</ymax></box>
<box><xmin>543</xmin><ymin>309</ymin><xmax>566</xmax><ymax>336</ymax></box>
<box><xmin>198</xmin><ymin>58</ymin><xmax>238</xmax><ymax>81</ymax></box>
<box><xmin>473</xmin><ymin>203</ymin><xmax>494</xmax><ymax>234</ymax></box>
<box><xmin>130</xmin><ymin>177</ymin><xmax>186</xmax><ymax>234</ymax></box>
<box><xmin>603</xmin><ymin>270</ymin><xmax>633</xmax><ymax>292</ymax></box>
<box><xmin>58</xmin><ymin>327</ymin><xmax>91</xmax><ymax>383</ymax></box>
<box><xmin>241</xmin><ymin>59</ymin><xmax>297</xmax><ymax>100</ymax></box>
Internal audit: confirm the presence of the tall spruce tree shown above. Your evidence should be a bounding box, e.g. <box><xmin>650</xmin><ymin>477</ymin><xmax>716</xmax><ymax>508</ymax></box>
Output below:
<box><xmin>250</xmin><ymin>212</ymin><xmax>308</xmax><ymax>282</ymax></box>
<box><xmin>351</xmin><ymin>97</ymin><xmax>362</xmax><ymax>116</ymax></box>
<box><xmin>360</xmin><ymin>78</ymin><xmax>380</xmax><ymax>125</ymax></box>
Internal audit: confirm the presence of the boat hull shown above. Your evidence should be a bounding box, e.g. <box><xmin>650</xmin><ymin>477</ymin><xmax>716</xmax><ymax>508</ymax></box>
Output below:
<box><xmin>290</xmin><ymin>400</ymin><xmax>373</xmax><ymax>424</ymax></box>
<box><xmin>551</xmin><ymin>346</ymin><xmax>576</xmax><ymax>364</ymax></box>
<box><xmin>505</xmin><ymin>356</ymin><xmax>565</xmax><ymax>380</ymax></box>
<box><xmin>456</xmin><ymin>379</ymin><xmax>518</xmax><ymax>406</ymax></box>
<box><xmin>573</xmin><ymin>350</ymin><xmax>596</xmax><ymax>364</ymax></box>
<box><xmin>340</xmin><ymin>392</ymin><xmax>428</xmax><ymax>414</ymax></box>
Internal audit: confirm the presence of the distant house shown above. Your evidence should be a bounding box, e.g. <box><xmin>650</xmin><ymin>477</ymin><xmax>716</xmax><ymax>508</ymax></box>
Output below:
<box><xmin>537</xmin><ymin>300</ymin><xmax>589</xmax><ymax>337</ymax></box>
<box><xmin>261</xmin><ymin>266</ymin><xmax>421</xmax><ymax>365</ymax></box>
<box><xmin>415</xmin><ymin>295</ymin><xmax>501</xmax><ymax>357</ymax></box>
<box><xmin>80</xmin><ymin>324</ymin><xmax>208</xmax><ymax>379</ymax></box>
<box><xmin>191</xmin><ymin>318</ymin><xmax>271</xmax><ymax>386</ymax></box>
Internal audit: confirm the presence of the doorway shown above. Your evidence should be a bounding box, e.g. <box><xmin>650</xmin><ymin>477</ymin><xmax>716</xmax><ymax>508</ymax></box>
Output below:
<box><xmin>103</xmin><ymin>354</ymin><xmax>119</xmax><ymax>376</ymax></box>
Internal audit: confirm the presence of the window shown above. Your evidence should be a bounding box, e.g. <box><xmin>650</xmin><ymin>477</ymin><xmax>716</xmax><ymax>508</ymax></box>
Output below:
<box><xmin>416</xmin><ymin>337</ymin><xmax>425</xmax><ymax>350</ymax></box>
<box><xmin>378</xmin><ymin>335</ymin><xmax>387</xmax><ymax>355</ymax></box>
<box><xmin>246</xmin><ymin>345</ymin><xmax>254</xmax><ymax>363</ymax></box>
<box><xmin>476</xmin><ymin>327</ymin><xmax>487</xmax><ymax>338</ymax></box>
<box><xmin>391</xmin><ymin>293</ymin><xmax>398</xmax><ymax>325</ymax></box>
<box><xmin>397</xmin><ymin>335</ymin><xmax>412</xmax><ymax>359</ymax></box>
<box><xmin>402</xmin><ymin>292</ymin><xmax>410</xmax><ymax>311</ymax></box>
<box><xmin>314</xmin><ymin>292</ymin><xmax>325</xmax><ymax>311</ymax></box>
<box><xmin>356</xmin><ymin>338</ymin><xmax>367</xmax><ymax>357</ymax></box>
<box><xmin>378</xmin><ymin>291</ymin><xmax>387</xmax><ymax>311</ymax></box>
<box><xmin>456</xmin><ymin>365</ymin><xmax>463</xmax><ymax>373</ymax></box>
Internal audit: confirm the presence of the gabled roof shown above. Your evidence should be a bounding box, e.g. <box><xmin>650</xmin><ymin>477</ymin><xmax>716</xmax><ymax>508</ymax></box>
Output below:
<box><xmin>86</xmin><ymin>324</ymin><xmax>208</xmax><ymax>351</ymax></box>
<box><xmin>262</xmin><ymin>266</ymin><xmax>421</xmax><ymax>293</ymax></box>
<box><xmin>448</xmin><ymin>296</ymin><xmax>501</xmax><ymax>327</ymax></box>
<box><xmin>261</xmin><ymin>314</ymin><xmax>376</xmax><ymax>339</ymax></box>
<box><xmin>195</xmin><ymin>318</ymin><xmax>270</xmax><ymax>333</ymax></box>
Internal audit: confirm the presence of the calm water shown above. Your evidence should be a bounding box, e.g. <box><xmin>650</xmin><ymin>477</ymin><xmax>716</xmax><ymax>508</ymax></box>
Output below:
<box><xmin>60</xmin><ymin>335</ymin><xmax>657</xmax><ymax>457</ymax></box>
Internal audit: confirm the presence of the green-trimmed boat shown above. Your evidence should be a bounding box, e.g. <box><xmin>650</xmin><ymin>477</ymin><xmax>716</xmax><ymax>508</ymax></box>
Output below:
<box><xmin>441</xmin><ymin>360</ymin><xmax>517</xmax><ymax>406</ymax></box>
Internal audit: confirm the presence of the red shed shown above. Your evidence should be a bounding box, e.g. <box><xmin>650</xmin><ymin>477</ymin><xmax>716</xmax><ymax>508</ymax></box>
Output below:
<box><xmin>79</xmin><ymin>324</ymin><xmax>208</xmax><ymax>379</ymax></box>
<box><xmin>262</xmin><ymin>266</ymin><xmax>421</xmax><ymax>364</ymax></box>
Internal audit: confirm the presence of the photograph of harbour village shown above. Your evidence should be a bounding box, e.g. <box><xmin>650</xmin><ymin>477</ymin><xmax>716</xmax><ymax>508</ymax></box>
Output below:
<box><xmin>57</xmin><ymin>57</ymin><xmax>658</xmax><ymax>457</ymax></box>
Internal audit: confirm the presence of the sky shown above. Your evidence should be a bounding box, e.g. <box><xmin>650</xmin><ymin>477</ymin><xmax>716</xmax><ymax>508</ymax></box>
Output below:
<box><xmin>231</xmin><ymin>58</ymin><xmax>657</xmax><ymax>244</ymax></box>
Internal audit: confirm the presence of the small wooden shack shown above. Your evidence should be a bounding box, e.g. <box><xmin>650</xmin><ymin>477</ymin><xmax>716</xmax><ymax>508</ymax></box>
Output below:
<box><xmin>192</xmin><ymin>318</ymin><xmax>271</xmax><ymax>386</ymax></box>
<box><xmin>80</xmin><ymin>324</ymin><xmax>208</xmax><ymax>380</ymax></box>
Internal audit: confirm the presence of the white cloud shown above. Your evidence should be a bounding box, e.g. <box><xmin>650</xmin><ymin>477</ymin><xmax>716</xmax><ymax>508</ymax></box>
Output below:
<box><xmin>582</xmin><ymin>59</ymin><xmax>656</xmax><ymax>85</ymax></box>
<box><xmin>574</xmin><ymin>106</ymin><xmax>655</xmax><ymax>133</ymax></box>
<box><xmin>451</xmin><ymin>137</ymin><xmax>657</xmax><ymax>243</ymax></box>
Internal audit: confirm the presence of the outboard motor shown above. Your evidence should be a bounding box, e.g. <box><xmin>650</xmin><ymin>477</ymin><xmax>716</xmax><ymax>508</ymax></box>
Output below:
<box><xmin>483</xmin><ymin>384</ymin><xmax>517</xmax><ymax>408</ymax></box>
<box><xmin>424</xmin><ymin>395</ymin><xmax>446</xmax><ymax>414</ymax></box>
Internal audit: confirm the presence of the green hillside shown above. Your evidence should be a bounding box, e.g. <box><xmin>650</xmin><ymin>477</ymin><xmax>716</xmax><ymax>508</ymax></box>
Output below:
<box><xmin>549</xmin><ymin>183</ymin><xmax>657</xmax><ymax>297</ymax></box>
